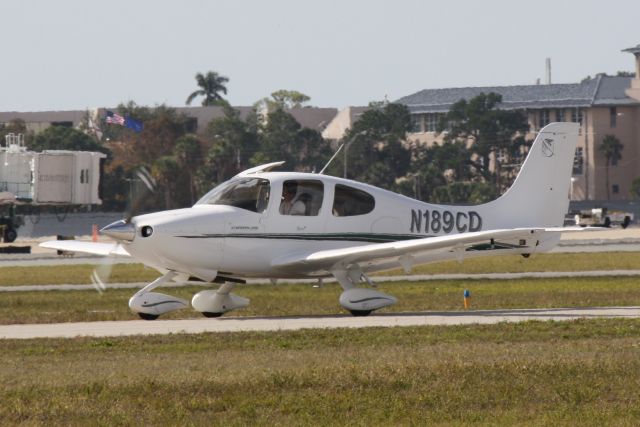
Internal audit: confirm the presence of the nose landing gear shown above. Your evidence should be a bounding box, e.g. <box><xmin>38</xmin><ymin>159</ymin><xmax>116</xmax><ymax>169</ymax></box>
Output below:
<box><xmin>128</xmin><ymin>272</ymin><xmax>250</xmax><ymax>320</ymax></box>
<box><xmin>128</xmin><ymin>272</ymin><xmax>189</xmax><ymax>320</ymax></box>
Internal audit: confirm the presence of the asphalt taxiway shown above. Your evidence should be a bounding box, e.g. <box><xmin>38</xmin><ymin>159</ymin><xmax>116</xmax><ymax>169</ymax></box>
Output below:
<box><xmin>1</xmin><ymin>306</ymin><xmax>638</xmax><ymax>339</ymax></box>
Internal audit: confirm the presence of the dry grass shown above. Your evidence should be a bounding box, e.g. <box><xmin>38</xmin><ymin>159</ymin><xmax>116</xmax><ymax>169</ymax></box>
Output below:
<box><xmin>2</xmin><ymin>319</ymin><xmax>640</xmax><ymax>425</ymax></box>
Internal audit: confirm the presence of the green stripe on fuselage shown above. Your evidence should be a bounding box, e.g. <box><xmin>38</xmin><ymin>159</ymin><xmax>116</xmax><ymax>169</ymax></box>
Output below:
<box><xmin>177</xmin><ymin>233</ymin><xmax>428</xmax><ymax>243</ymax></box>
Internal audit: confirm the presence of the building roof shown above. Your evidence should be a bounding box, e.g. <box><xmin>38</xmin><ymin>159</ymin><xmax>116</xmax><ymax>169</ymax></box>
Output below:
<box><xmin>177</xmin><ymin>106</ymin><xmax>255</xmax><ymax>133</ymax></box>
<box><xmin>181</xmin><ymin>106</ymin><xmax>337</xmax><ymax>133</ymax></box>
<box><xmin>321</xmin><ymin>106</ymin><xmax>369</xmax><ymax>140</ymax></box>
<box><xmin>592</xmin><ymin>76</ymin><xmax>636</xmax><ymax>105</ymax></box>
<box><xmin>396</xmin><ymin>75</ymin><xmax>639</xmax><ymax>113</ymax></box>
<box><xmin>286</xmin><ymin>107</ymin><xmax>338</xmax><ymax>132</ymax></box>
<box><xmin>0</xmin><ymin>106</ymin><xmax>338</xmax><ymax>135</ymax></box>
<box><xmin>0</xmin><ymin>110</ymin><xmax>87</xmax><ymax>124</ymax></box>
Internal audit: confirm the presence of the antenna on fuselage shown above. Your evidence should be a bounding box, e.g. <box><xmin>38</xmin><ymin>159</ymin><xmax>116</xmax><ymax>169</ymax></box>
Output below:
<box><xmin>318</xmin><ymin>130</ymin><xmax>367</xmax><ymax>175</ymax></box>
<box><xmin>318</xmin><ymin>143</ymin><xmax>345</xmax><ymax>175</ymax></box>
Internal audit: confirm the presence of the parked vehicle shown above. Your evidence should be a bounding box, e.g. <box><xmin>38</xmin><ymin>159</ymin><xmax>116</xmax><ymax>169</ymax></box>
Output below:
<box><xmin>574</xmin><ymin>207</ymin><xmax>633</xmax><ymax>228</ymax></box>
<box><xmin>0</xmin><ymin>133</ymin><xmax>105</xmax><ymax>242</ymax></box>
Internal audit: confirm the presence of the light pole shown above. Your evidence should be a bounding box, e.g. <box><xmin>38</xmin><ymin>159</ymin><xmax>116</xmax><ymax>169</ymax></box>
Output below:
<box><xmin>343</xmin><ymin>130</ymin><xmax>367</xmax><ymax>179</ymax></box>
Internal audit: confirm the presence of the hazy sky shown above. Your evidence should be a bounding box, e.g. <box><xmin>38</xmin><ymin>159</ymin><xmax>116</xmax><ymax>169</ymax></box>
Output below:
<box><xmin>1</xmin><ymin>0</ymin><xmax>638</xmax><ymax>112</ymax></box>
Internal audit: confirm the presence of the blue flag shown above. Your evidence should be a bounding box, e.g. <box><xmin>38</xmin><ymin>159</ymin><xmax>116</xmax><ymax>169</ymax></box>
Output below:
<box><xmin>125</xmin><ymin>117</ymin><xmax>143</xmax><ymax>133</ymax></box>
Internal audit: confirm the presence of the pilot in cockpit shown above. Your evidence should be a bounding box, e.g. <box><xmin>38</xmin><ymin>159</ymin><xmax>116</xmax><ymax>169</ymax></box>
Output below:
<box><xmin>279</xmin><ymin>181</ymin><xmax>306</xmax><ymax>215</ymax></box>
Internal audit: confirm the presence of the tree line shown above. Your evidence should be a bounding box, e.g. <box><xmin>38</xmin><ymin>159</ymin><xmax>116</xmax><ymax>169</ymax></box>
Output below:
<box><xmin>1</xmin><ymin>70</ymin><xmax>634</xmax><ymax>212</ymax></box>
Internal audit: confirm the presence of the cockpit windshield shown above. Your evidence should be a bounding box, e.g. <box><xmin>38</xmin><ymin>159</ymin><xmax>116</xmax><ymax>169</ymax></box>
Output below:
<box><xmin>195</xmin><ymin>178</ymin><xmax>270</xmax><ymax>213</ymax></box>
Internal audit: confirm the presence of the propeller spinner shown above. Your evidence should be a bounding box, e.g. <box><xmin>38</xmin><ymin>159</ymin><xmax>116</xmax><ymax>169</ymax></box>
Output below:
<box><xmin>100</xmin><ymin>219</ymin><xmax>136</xmax><ymax>242</ymax></box>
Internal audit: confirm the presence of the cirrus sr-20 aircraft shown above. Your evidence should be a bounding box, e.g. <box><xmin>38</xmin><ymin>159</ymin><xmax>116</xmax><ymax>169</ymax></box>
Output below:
<box><xmin>42</xmin><ymin>122</ymin><xmax>579</xmax><ymax>319</ymax></box>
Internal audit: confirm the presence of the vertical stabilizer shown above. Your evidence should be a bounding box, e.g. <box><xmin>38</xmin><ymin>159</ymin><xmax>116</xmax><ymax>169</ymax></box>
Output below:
<box><xmin>477</xmin><ymin>122</ymin><xmax>579</xmax><ymax>229</ymax></box>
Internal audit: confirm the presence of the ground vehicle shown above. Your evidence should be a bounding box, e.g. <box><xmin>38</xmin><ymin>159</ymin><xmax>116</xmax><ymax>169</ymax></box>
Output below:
<box><xmin>0</xmin><ymin>205</ymin><xmax>22</xmax><ymax>242</ymax></box>
<box><xmin>0</xmin><ymin>133</ymin><xmax>105</xmax><ymax>242</ymax></box>
<box><xmin>574</xmin><ymin>207</ymin><xmax>633</xmax><ymax>228</ymax></box>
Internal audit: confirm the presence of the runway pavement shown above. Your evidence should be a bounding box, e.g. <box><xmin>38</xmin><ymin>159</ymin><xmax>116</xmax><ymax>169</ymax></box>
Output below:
<box><xmin>1</xmin><ymin>306</ymin><xmax>638</xmax><ymax>339</ymax></box>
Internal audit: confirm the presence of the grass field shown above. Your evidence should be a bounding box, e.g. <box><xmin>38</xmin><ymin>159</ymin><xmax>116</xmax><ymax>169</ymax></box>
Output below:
<box><xmin>2</xmin><ymin>319</ymin><xmax>640</xmax><ymax>425</ymax></box>
<box><xmin>0</xmin><ymin>251</ymin><xmax>639</xmax><ymax>287</ymax></box>
<box><xmin>3</xmin><ymin>252</ymin><xmax>640</xmax><ymax>424</ymax></box>
<box><xmin>2</xmin><ymin>275</ymin><xmax>640</xmax><ymax>324</ymax></box>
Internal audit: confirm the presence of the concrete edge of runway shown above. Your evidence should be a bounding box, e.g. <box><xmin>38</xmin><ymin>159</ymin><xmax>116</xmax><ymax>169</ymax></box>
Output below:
<box><xmin>1</xmin><ymin>306</ymin><xmax>638</xmax><ymax>340</ymax></box>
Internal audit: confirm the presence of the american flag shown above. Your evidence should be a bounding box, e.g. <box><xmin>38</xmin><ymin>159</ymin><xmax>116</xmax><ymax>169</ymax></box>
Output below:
<box><xmin>105</xmin><ymin>110</ymin><xmax>125</xmax><ymax>126</ymax></box>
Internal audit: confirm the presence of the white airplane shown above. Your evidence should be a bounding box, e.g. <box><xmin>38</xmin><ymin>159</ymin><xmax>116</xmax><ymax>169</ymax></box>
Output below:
<box><xmin>42</xmin><ymin>122</ymin><xmax>579</xmax><ymax>319</ymax></box>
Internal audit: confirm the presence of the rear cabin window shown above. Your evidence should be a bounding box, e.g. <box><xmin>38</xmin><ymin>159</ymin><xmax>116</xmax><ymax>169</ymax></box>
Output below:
<box><xmin>332</xmin><ymin>184</ymin><xmax>375</xmax><ymax>216</ymax></box>
<box><xmin>279</xmin><ymin>179</ymin><xmax>324</xmax><ymax>216</ymax></box>
<box><xmin>196</xmin><ymin>178</ymin><xmax>270</xmax><ymax>213</ymax></box>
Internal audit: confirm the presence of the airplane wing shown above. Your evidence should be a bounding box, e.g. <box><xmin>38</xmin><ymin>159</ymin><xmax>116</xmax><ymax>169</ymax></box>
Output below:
<box><xmin>271</xmin><ymin>228</ymin><xmax>566</xmax><ymax>274</ymax></box>
<box><xmin>40</xmin><ymin>240</ymin><xmax>131</xmax><ymax>257</ymax></box>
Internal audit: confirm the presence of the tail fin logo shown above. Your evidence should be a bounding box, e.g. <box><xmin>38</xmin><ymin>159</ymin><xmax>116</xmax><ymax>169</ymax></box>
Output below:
<box><xmin>541</xmin><ymin>138</ymin><xmax>555</xmax><ymax>157</ymax></box>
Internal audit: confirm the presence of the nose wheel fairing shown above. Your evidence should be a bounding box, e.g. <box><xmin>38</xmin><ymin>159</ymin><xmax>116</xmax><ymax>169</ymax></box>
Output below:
<box><xmin>128</xmin><ymin>272</ymin><xmax>190</xmax><ymax>319</ymax></box>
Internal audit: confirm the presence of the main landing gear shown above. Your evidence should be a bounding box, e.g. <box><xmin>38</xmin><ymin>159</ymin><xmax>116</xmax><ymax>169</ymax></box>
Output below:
<box><xmin>332</xmin><ymin>267</ymin><xmax>397</xmax><ymax>316</ymax></box>
<box><xmin>128</xmin><ymin>268</ymin><xmax>395</xmax><ymax>320</ymax></box>
<box><xmin>128</xmin><ymin>272</ymin><xmax>249</xmax><ymax>320</ymax></box>
<box><xmin>191</xmin><ymin>282</ymin><xmax>249</xmax><ymax>318</ymax></box>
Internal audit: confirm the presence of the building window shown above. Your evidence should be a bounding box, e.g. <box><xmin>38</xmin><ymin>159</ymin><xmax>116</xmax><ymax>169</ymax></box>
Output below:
<box><xmin>572</xmin><ymin>147</ymin><xmax>584</xmax><ymax>175</ymax></box>
<box><xmin>425</xmin><ymin>114</ymin><xmax>439</xmax><ymax>132</ymax></box>
<box><xmin>185</xmin><ymin>117</ymin><xmax>198</xmax><ymax>133</ymax></box>
<box><xmin>539</xmin><ymin>110</ymin><xmax>550</xmax><ymax>127</ymax></box>
<box><xmin>555</xmin><ymin>109</ymin><xmax>565</xmax><ymax>122</ymax></box>
<box><xmin>571</xmin><ymin>108</ymin><xmax>583</xmax><ymax>125</ymax></box>
<box><xmin>410</xmin><ymin>115</ymin><xmax>422</xmax><ymax>133</ymax></box>
<box><xmin>496</xmin><ymin>149</ymin><xmax>507</xmax><ymax>165</ymax></box>
<box><xmin>610</xmin><ymin>107</ymin><xmax>617</xmax><ymax>128</ymax></box>
<box><xmin>51</xmin><ymin>121</ymin><xmax>73</xmax><ymax>128</ymax></box>
<box><xmin>612</xmin><ymin>184</ymin><xmax>619</xmax><ymax>194</ymax></box>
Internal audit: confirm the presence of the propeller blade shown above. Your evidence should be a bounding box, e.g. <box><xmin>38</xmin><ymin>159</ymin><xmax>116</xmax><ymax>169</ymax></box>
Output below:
<box><xmin>125</xmin><ymin>166</ymin><xmax>157</xmax><ymax>223</ymax></box>
<box><xmin>91</xmin><ymin>258</ymin><xmax>114</xmax><ymax>294</ymax></box>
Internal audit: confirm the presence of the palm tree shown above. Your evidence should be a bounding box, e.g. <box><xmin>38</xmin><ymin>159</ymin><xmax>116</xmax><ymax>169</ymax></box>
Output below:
<box><xmin>598</xmin><ymin>134</ymin><xmax>624</xmax><ymax>200</ymax></box>
<box><xmin>185</xmin><ymin>71</ymin><xmax>229</xmax><ymax>106</ymax></box>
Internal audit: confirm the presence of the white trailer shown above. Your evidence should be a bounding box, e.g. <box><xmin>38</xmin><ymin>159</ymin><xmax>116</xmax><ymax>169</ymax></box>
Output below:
<box><xmin>33</xmin><ymin>151</ymin><xmax>105</xmax><ymax>205</ymax></box>
<box><xmin>0</xmin><ymin>133</ymin><xmax>106</xmax><ymax>241</ymax></box>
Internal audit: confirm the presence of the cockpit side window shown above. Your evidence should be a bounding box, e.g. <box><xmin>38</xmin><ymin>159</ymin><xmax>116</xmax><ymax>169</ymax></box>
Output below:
<box><xmin>279</xmin><ymin>179</ymin><xmax>324</xmax><ymax>216</ymax></box>
<box><xmin>196</xmin><ymin>178</ymin><xmax>270</xmax><ymax>213</ymax></box>
<box><xmin>332</xmin><ymin>184</ymin><xmax>375</xmax><ymax>216</ymax></box>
